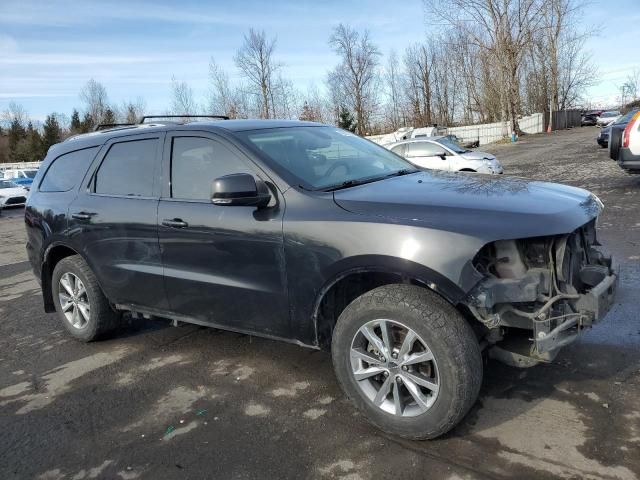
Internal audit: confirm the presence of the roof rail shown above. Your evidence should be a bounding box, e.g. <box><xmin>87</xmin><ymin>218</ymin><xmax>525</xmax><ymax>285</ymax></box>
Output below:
<box><xmin>139</xmin><ymin>115</ymin><xmax>229</xmax><ymax>124</ymax></box>
<box><xmin>95</xmin><ymin>123</ymin><xmax>136</xmax><ymax>131</ymax></box>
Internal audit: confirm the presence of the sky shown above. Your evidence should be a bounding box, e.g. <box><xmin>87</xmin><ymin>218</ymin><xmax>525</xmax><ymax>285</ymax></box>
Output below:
<box><xmin>1</xmin><ymin>0</ymin><xmax>639</xmax><ymax>122</ymax></box>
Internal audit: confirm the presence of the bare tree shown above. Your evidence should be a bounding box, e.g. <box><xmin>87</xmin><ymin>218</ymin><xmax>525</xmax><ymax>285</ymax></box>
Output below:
<box><xmin>385</xmin><ymin>50</ymin><xmax>403</xmax><ymax>129</ymax></box>
<box><xmin>622</xmin><ymin>68</ymin><xmax>640</xmax><ymax>103</ymax></box>
<box><xmin>117</xmin><ymin>97</ymin><xmax>146</xmax><ymax>124</ymax></box>
<box><xmin>234</xmin><ymin>29</ymin><xmax>279</xmax><ymax>119</ymax></box>
<box><xmin>328</xmin><ymin>24</ymin><xmax>381</xmax><ymax>135</ymax></box>
<box><xmin>1</xmin><ymin>101</ymin><xmax>28</xmax><ymax>129</ymax></box>
<box><xmin>426</xmin><ymin>0</ymin><xmax>546</xmax><ymax>134</ymax></box>
<box><xmin>79</xmin><ymin>79</ymin><xmax>109</xmax><ymax>127</ymax></box>
<box><xmin>170</xmin><ymin>76</ymin><xmax>197</xmax><ymax>115</ymax></box>
<box><xmin>209</xmin><ymin>58</ymin><xmax>238</xmax><ymax>118</ymax></box>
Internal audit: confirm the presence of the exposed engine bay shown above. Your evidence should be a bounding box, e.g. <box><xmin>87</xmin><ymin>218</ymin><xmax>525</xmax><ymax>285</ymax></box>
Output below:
<box><xmin>465</xmin><ymin>219</ymin><xmax>617</xmax><ymax>367</ymax></box>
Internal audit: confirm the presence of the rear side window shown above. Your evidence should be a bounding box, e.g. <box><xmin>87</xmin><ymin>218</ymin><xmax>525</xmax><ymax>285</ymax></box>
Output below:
<box><xmin>40</xmin><ymin>147</ymin><xmax>99</xmax><ymax>192</ymax></box>
<box><xmin>407</xmin><ymin>142</ymin><xmax>444</xmax><ymax>157</ymax></box>
<box><xmin>171</xmin><ymin>137</ymin><xmax>250</xmax><ymax>201</ymax></box>
<box><xmin>95</xmin><ymin>139</ymin><xmax>157</xmax><ymax>197</ymax></box>
<box><xmin>391</xmin><ymin>144</ymin><xmax>406</xmax><ymax>156</ymax></box>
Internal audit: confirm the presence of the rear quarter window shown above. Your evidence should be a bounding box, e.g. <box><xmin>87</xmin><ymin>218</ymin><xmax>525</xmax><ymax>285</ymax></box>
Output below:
<box><xmin>39</xmin><ymin>147</ymin><xmax>99</xmax><ymax>192</ymax></box>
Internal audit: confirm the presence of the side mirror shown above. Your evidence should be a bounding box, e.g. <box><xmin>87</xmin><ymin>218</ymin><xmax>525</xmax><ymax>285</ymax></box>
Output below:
<box><xmin>211</xmin><ymin>173</ymin><xmax>271</xmax><ymax>208</ymax></box>
<box><xmin>435</xmin><ymin>150</ymin><xmax>448</xmax><ymax>159</ymax></box>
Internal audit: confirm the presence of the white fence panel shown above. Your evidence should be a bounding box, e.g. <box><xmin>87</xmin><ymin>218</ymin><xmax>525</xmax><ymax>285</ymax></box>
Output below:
<box><xmin>447</xmin><ymin>113</ymin><xmax>544</xmax><ymax>146</ymax></box>
<box><xmin>0</xmin><ymin>161</ymin><xmax>41</xmax><ymax>172</ymax></box>
<box><xmin>367</xmin><ymin>113</ymin><xmax>545</xmax><ymax>147</ymax></box>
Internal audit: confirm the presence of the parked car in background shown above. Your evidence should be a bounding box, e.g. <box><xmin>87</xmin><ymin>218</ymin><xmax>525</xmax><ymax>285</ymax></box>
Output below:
<box><xmin>608</xmin><ymin>109</ymin><xmax>640</xmax><ymax>158</ymax></box>
<box><xmin>581</xmin><ymin>112</ymin><xmax>599</xmax><ymax>126</ymax></box>
<box><xmin>596</xmin><ymin>111</ymin><xmax>621</xmax><ymax>127</ymax></box>
<box><xmin>387</xmin><ymin>137</ymin><xmax>503</xmax><ymax>174</ymax></box>
<box><xmin>2</xmin><ymin>168</ymin><xmax>39</xmax><ymax>187</ymax></box>
<box><xmin>367</xmin><ymin>125</ymin><xmax>447</xmax><ymax>146</ymax></box>
<box><xmin>597</xmin><ymin>125</ymin><xmax>611</xmax><ymax>147</ymax></box>
<box><xmin>0</xmin><ymin>179</ymin><xmax>29</xmax><ymax>210</ymax></box>
<box><xmin>612</xmin><ymin>110</ymin><xmax>640</xmax><ymax>173</ymax></box>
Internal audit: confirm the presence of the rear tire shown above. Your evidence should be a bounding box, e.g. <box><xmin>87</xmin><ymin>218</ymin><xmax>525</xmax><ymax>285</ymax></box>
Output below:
<box><xmin>609</xmin><ymin>129</ymin><xmax>622</xmax><ymax>160</ymax></box>
<box><xmin>52</xmin><ymin>255</ymin><xmax>119</xmax><ymax>342</ymax></box>
<box><xmin>331</xmin><ymin>284</ymin><xmax>482</xmax><ymax>440</ymax></box>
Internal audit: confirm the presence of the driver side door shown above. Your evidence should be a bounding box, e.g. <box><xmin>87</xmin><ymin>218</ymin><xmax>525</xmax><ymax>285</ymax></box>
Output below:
<box><xmin>405</xmin><ymin>142</ymin><xmax>451</xmax><ymax>171</ymax></box>
<box><xmin>157</xmin><ymin>131</ymin><xmax>290</xmax><ymax>337</ymax></box>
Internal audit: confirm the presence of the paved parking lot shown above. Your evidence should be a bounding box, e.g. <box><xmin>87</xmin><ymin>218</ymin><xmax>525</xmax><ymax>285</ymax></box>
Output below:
<box><xmin>1</xmin><ymin>126</ymin><xmax>639</xmax><ymax>480</ymax></box>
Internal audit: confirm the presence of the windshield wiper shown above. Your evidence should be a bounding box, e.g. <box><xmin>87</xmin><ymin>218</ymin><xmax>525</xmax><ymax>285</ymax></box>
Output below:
<box><xmin>322</xmin><ymin>169</ymin><xmax>418</xmax><ymax>192</ymax></box>
<box><xmin>384</xmin><ymin>168</ymin><xmax>417</xmax><ymax>178</ymax></box>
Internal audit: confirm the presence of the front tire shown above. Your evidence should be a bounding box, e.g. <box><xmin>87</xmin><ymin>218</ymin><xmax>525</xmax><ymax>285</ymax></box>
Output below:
<box><xmin>331</xmin><ymin>284</ymin><xmax>482</xmax><ymax>439</ymax></box>
<box><xmin>52</xmin><ymin>255</ymin><xmax>119</xmax><ymax>342</ymax></box>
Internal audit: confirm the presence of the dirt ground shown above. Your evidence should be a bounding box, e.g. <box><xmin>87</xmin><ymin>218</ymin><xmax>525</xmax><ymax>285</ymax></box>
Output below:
<box><xmin>0</xmin><ymin>126</ymin><xmax>639</xmax><ymax>480</ymax></box>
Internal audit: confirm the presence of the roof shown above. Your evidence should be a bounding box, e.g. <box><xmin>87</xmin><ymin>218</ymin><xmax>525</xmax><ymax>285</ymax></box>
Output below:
<box><xmin>387</xmin><ymin>136</ymin><xmax>446</xmax><ymax>146</ymax></box>
<box><xmin>50</xmin><ymin>118</ymin><xmax>328</xmax><ymax>158</ymax></box>
<box><xmin>189</xmin><ymin>119</ymin><xmax>324</xmax><ymax>131</ymax></box>
<box><xmin>63</xmin><ymin>119</ymin><xmax>325</xmax><ymax>143</ymax></box>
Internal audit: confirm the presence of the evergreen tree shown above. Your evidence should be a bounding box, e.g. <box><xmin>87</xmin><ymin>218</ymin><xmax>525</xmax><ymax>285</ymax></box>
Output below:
<box><xmin>299</xmin><ymin>101</ymin><xmax>315</xmax><ymax>121</ymax></box>
<box><xmin>102</xmin><ymin>108</ymin><xmax>116</xmax><ymax>125</ymax></box>
<box><xmin>80</xmin><ymin>112</ymin><xmax>94</xmax><ymax>133</ymax></box>
<box><xmin>70</xmin><ymin>109</ymin><xmax>82</xmax><ymax>133</ymax></box>
<box><xmin>8</xmin><ymin>118</ymin><xmax>27</xmax><ymax>162</ymax></box>
<box><xmin>26</xmin><ymin>122</ymin><xmax>43</xmax><ymax>160</ymax></box>
<box><xmin>42</xmin><ymin>114</ymin><xmax>62</xmax><ymax>153</ymax></box>
<box><xmin>337</xmin><ymin>106</ymin><xmax>356</xmax><ymax>132</ymax></box>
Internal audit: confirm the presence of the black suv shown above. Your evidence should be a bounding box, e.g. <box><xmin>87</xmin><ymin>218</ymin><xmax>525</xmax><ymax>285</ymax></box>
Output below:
<box><xmin>26</xmin><ymin>118</ymin><xmax>617</xmax><ymax>439</ymax></box>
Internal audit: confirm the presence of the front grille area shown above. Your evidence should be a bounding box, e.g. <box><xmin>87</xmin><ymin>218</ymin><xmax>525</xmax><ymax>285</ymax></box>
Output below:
<box><xmin>5</xmin><ymin>196</ymin><xmax>26</xmax><ymax>205</ymax></box>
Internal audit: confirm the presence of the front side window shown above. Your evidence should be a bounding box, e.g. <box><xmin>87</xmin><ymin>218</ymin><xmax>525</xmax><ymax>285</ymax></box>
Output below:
<box><xmin>171</xmin><ymin>136</ymin><xmax>250</xmax><ymax>201</ymax></box>
<box><xmin>95</xmin><ymin>139</ymin><xmax>157</xmax><ymax>197</ymax></box>
<box><xmin>40</xmin><ymin>147</ymin><xmax>99</xmax><ymax>192</ymax></box>
<box><xmin>237</xmin><ymin>126</ymin><xmax>414</xmax><ymax>190</ymax></box>
<box><xmin>436</xmin><ymin>138</ymin><xmax>467</xmax><ymax>154</ymax></box>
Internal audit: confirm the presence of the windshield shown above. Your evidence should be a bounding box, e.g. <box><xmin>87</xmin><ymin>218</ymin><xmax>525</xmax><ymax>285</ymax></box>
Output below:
<box><xmin>602</xmin><ymin>112</ymin><xmax>618</xmax><ymax>118</ymax></box>
<box><xmin>237</xmin><ymin>126</ymin><xmax>416</xmax><ymax>190</ymax></box>
<box><xmin>436</xmin><ymin>137</ymin><xmax>468</xmax><ymax>154</ymax></box>
<box><xmin>23</xmin><ymin>170</ymin><xmax>38</xmax><ymax>178</ymax></box>
<box><xmin>614</xmin><ymin>109</ymin><xmax>638</xmax><ymax>125</ymax></box>
<box><xmin>0</xmin><ymin>180</ymin><xmax>18</xmax><ymax>189</ymax></box>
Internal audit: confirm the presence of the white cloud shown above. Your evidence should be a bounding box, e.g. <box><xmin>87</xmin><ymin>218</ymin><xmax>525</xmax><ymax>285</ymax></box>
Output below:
<box><xmin>0</xmin><ymin>34</ymin><xmax>18</xmax><ymax>55</ymax></box>
<box><xmin>0</xmin><ymin>53</ymin><xmax>160</xmax><ymax>66</ymax></box>
<box><xmin>0</xmin><ymin>0</ymin><xmax>289</xmax><ymax>27</ymax></box>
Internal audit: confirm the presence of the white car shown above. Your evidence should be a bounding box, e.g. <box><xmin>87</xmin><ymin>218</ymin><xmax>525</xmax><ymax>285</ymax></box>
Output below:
<box><xmin>0</xmin><ymin>179</ymin><xmax>29</xmax><ymax>208</ymax></box>
<box><xmin>387</xmin><ymin>137</ymin><xmax>504</xmax><ymax>174</ymax></box>
<box><xmin>596</xmin><ymin>111</ymin><xmax>621</xmax><ymax>127</ymax></box>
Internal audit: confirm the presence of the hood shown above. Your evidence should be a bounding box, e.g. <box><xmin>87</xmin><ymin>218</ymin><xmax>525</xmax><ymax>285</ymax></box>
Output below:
<box><xmin>459</xmin><ymin>150</ymin><xmax>496</xmax><ymax>161</ymax></box>
<box><xmin>333</xmin><ymin>171</ymin><xmax>601</xmax><ymax>241</ymax></box>
<box><xmin>0</xmin><ymin>186</ymin><xmax>29</xmax><ymax>196</ymax></box>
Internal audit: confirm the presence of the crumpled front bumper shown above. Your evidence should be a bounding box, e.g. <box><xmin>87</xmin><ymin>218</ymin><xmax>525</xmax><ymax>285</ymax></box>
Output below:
<box><xmin>534</xmin><ymin>272</ymin><xmax>618</xmax><ymax>355</ymax></box>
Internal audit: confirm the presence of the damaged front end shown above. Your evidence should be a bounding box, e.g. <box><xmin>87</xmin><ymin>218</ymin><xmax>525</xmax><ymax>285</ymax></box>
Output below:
<box><xmin>465</xmin><ymin>219</ymin><xmax>617</xmax><ymax>367</ymax></box>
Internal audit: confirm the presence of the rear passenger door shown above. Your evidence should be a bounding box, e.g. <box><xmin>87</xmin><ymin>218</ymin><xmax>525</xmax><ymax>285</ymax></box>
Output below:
<box><xmin>68</xmin><ymin>133</ymin><xmax>168</xmax><ymax>310</ymax></box>
<box><xmin>157</xmin><ymin>131</ymin><xmax>289</xmax><ymax>337</ymax></box>
<box><xmin>406</xmin><ymin>142</ymin><xmax>451</xmax><ymax>171</ymax></box>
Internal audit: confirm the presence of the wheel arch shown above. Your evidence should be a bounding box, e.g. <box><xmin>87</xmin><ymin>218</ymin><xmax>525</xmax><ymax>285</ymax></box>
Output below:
<box><xmin>311</xmin><ymin>255</ymin><xmax>466</xmax><ymax>350</ymax></box>
<box><xmin>41</xmin><ymin>243</ymin><xmax>83</xmax><ymax>312</ymax></box>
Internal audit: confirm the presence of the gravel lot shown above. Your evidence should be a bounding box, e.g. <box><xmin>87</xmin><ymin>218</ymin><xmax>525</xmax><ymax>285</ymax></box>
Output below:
<box><xmin>1</xmin><ymin>126</ymin><xmax>639</xmax><ymax>480</ymax></box>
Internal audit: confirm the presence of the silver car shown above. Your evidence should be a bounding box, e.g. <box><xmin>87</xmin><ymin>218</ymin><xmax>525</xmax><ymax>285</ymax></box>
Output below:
<box><xmin>387</xmin><ymin>137</ymin><xmax>504</xmax><ymax>174</ymax></box>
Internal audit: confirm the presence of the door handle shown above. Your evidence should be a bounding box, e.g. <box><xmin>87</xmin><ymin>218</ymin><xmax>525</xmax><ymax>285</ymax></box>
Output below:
<box><xmin>71</xmin><ymin>212</ymin><xmax>96</xmax><ymax>220</ymax></box>
<box><xmin>162</xmin><ymin>218</ymin><xmax>189</xmax><ymax>228</ymax></box>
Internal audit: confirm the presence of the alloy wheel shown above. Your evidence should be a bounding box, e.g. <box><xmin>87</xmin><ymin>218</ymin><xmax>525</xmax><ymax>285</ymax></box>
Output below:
<box><xmin>58</xmin><ymin>272</ymin><xmax>91</xmax><ymax>329</ymax></box>
<box><xmin>350</xmin><ymin>319</ymin><xmax>439</xmax><ymax>417</ymax></box>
